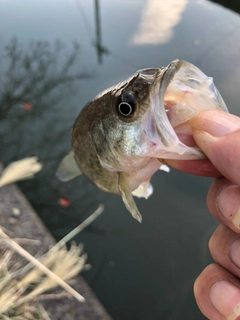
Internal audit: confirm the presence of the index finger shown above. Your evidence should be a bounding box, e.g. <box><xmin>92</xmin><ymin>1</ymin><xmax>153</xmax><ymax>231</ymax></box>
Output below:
<box><xmin>190</xmin><ymin>110</ymin><xmax>240</xmax><ymax>185</ymax></box>
<box><xmin>165</xmin><ymin>110</ymin><xmax>240</xmax><ymax>180</ymax></box>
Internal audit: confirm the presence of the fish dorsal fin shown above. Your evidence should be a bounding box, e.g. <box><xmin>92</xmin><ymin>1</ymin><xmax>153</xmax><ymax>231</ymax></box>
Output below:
<box><xmin>118</xmin><ymin>172</ymin><xmax>142</xmax><ymax>223</ymax></box>
<box><xmin>56</xmin><ymin>151</ymin><xmax>82</xmax><ymax>182</ymax></box>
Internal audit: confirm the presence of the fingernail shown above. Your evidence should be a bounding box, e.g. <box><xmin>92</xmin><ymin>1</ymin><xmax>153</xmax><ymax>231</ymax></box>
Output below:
<box><xmin>210</xmin><ymin>280</ymin><xmax>240</xmax><ymax>319</ymax></box>
<box><xmin>191</xmin><ymin>111</ymin><xmax>240</xmax><ymax>137</ymax></box>
<box><xmin>230</xmin><ymin>239</ymin><xmax>240</xmax><ymax>269</ymax></box>
<box><xmin>218</xmin><ymin>185</ymin><xmax>240</xmax><ymax>230</ymax></box>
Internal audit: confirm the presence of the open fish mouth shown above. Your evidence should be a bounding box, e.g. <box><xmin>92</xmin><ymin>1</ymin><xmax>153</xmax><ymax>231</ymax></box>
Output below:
<box><xmin>145</xmin><ymin>59</ymin><xmax>228</xmax><ymax>160</ymax></box>
<box><xmin>124</xmin><ymin>60</ymin><xmax>229</xmax><ymax>222</ymax></box>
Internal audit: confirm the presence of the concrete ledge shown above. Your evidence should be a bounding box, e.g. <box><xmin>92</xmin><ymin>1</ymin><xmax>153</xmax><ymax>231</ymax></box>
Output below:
<box><xmin>0</xmin><ymin>165</ymin><xmax>112</xmax><ymax>320</ymax></box>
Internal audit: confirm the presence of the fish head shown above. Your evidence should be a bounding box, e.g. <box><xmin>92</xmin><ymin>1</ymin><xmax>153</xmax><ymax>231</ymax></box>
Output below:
<box><xmin>89</xmin><ymin>59</ymin><xmax>227</xmax><ymax>176</ymax></box>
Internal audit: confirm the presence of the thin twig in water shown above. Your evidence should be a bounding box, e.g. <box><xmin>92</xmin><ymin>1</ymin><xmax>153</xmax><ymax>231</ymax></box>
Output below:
<box><xmin>56</xmin><ymin>204</ymin><xmax>104</xmax><ymax>249</ymax></box>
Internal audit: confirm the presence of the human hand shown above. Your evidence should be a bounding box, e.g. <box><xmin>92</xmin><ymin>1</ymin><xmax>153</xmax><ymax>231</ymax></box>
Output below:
<box><xmin>167</xmin><ymin>110</ymin><xmax>240</xmax><ymax>319</ymax></box>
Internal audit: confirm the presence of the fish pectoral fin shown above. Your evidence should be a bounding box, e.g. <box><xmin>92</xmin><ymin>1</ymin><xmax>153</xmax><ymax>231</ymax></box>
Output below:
<box><xmin>56</xmin><ymin>151</ymin><xmax>82</xmax><ymax>182</ymax></box>
<box><xmin>118</xmin><ymin>172</ymin><xmax>142</xmax><ymax>223</ymax></box>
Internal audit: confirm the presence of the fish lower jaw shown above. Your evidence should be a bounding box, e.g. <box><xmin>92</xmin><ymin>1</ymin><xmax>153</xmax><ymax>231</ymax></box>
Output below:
<box><xmin>143</xmin><ymin>115</ymin><xmax>204</xmax><ymax>160</ymax></box>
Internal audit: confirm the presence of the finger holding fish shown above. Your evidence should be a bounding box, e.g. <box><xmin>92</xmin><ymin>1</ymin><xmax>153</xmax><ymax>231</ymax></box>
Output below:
<box><xmin>165</xmin><ymin>110</ymin><xmax>240</xmax><ymax>178</ymax></box>
<box><xmin>186</xmin><ymin>110</ymin><xmax>240</xmax><ymax>319</ymax></box>
<box><xmin>194</xmin><ymin>263</ymin><xmax>240</xmax><ymax>320</ymax></box>
<box><xmin>198</xmin><ymin>184</ymin><xmax>240</xmax><ymax>317</ymax></box>
<box><xmin>162</xmin><ymin>158</ymin><xmax>221</xmax><ymax>177</ymax></box>
<box><xmin>190</xmin><ymin>111</ymin><xmax>240</xmax><ymax>232</ymax></box>
<box><xmin>207</xmin><ymin>177</ymin><xmax>240</xmax><ymax>234</ymax></box>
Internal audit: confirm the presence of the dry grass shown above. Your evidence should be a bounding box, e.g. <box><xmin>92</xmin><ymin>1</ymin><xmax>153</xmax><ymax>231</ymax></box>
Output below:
<box><xmin>0</xmin><ymin>158</ymin><xmax>103</xmax><ymax>318</ymax></box>
<box><xmin>0</xmin><ymin>205</ymin><xmax>103</xmax><ymax>320</ymax></box>
<box><xmin>0</xmin><ymin>157</ymin><xmax>42</xmax><ymax>188</ymax></box>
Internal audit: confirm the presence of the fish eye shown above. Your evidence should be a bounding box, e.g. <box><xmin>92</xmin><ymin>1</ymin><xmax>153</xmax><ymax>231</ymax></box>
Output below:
<box><xmin>118</xmin><ymin>102</ymin><xmax>134</xmax><ymax>117</ymax></box>
<box><xmin>116</xmin><ymin>93</ymin><xmax>137</xmax><ymax>119</ymax></box>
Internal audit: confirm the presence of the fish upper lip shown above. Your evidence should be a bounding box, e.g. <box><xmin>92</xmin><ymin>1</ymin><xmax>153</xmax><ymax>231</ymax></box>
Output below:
<box><xmin>138</xmin><ymin>60</ymin><xmax>182</xmax><ymax>95</ymax></box>
<box><xmin>150</xmin><ymin>60</ymin><xmax>183</xmax><ymax>148</ymax></box>
<box><xmin>138</xmin><ymin>68</ymin><xmax>160</xmax><ymax>77</ymax></box>
<box><xmin>160</xmin><ymin>59</ymin><xmax>182</xmax><ymax>89</ymax></box>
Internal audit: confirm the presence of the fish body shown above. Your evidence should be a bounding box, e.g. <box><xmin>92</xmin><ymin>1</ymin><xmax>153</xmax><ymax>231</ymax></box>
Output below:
<box><xmin>57</xmin><ymin>60</ymin><xmax>228</xmax><ymax>222</ymax></box>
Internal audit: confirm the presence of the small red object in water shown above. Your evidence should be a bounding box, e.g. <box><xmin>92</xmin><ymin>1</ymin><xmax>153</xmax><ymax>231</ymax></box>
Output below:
<box><xmin>23</xmin><ymin>102</ymin><xmax>33</xmax><ymax>110</ymax></box>
<box><xmin>58</xmin><ymin>197</ymin><xmax>70</xmax><ymax>207</ymax></box>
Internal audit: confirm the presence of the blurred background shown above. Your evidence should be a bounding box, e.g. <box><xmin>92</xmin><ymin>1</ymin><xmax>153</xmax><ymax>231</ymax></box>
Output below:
<box><xmin>1</xmin><ymin>0</ymin><xmax>240</xmax><ymax>319</ymax></box>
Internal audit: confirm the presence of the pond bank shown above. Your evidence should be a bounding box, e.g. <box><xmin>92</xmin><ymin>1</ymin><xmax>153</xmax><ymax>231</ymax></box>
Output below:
<box><xmin>0</xmin><ymin>164</ymin><xmax>112</xmax><ymax>320</ymax></box>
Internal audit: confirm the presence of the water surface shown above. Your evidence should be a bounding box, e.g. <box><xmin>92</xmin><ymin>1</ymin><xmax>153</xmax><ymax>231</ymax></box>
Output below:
<box><xmin>1</xmin><ymin>1</ymin><xmax>240</xmax><ymax>319</ymax></box>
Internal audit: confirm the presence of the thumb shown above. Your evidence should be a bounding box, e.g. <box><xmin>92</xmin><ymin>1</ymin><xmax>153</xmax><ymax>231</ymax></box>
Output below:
<box><xmin>191</xmin><ymin>110</ymin><xmax>240</xmax><ymax>185</ymax></box>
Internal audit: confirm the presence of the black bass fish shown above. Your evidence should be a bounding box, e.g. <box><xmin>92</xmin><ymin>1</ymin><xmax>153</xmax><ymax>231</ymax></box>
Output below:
<box><xmin>57</xmin><ymin>60</ymin><xmax>228</xmax><ymax>222</ymax></box>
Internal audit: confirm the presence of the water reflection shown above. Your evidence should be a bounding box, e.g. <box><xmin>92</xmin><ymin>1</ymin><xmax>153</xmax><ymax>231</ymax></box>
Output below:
<box><xmin>75</xmin><ymin>0</ymin><xmax>109</xmax><ymax>64</ymax></box>
<box><xmin>0</xmin><ymin>38</ymin><xmax>89</xmax><ymax>118</ymax></box>
<box><xmin>131</xmin><ymin>0</ymin><xmax>187</xmax><ymax>45</ymax></box>
<box><xmin>93</xmin><ymin>0</ymin><xmax>107</xmax><ymax>63</ymax></box>
<box><xmin>0</xmin><ymin>37</ymin><xmax>90</xmax><ymax>160</ymax></box>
